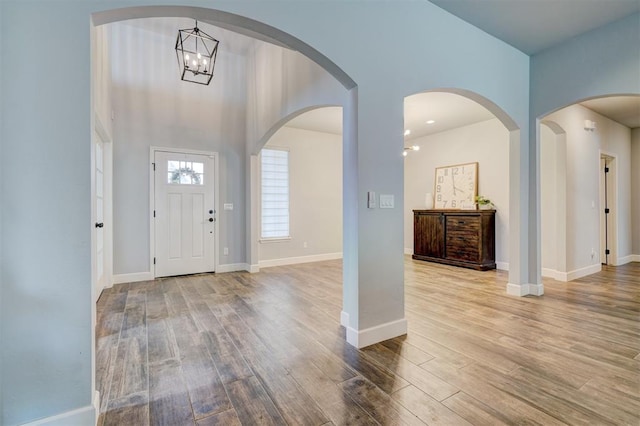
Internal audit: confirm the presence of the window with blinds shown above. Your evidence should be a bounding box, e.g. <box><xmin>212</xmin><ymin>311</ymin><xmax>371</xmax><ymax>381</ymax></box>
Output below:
<box><xmin>261</xmin><ymin>148</ymin><xmax>290</xmax><ymax>239</ymax></box>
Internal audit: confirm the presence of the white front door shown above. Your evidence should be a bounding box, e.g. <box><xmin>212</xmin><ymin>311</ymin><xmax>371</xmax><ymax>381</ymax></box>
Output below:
<box><xmin>95</xmin><ymin>134</ymin><xmax>105</xmax><ymax>292</ymax></box>
<box><xmin>154</xmin><ymin>150</ymin><xmax>216</xmax><ymax>277</ymax></box>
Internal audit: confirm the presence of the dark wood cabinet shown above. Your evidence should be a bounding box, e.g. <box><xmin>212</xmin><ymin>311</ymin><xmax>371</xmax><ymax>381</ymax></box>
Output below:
<box><xmin>412</xmin><ymin>210</ymin><xmax>496</xmax><ymax>270</ymax></box>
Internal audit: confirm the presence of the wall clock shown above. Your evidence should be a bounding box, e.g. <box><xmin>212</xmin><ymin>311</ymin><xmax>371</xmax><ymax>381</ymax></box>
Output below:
<box><xmin>434</xmin><ymin>162</ymin><xmax>478</xmax><ymax>209</ymax></box>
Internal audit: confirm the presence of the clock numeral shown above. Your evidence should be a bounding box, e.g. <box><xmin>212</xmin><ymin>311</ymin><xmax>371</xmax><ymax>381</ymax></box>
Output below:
<box><xmin>452</xmin><ymin>167</ymin><xmax>459</xmax><ymax>175</ymax></box>
<box><xmin>436</xmin><ymin>184</ymin><xmax>441</xmax><ymax>192</ymax></box>
<box><xmin>451</xmin><ymin>200</ymin><xmax>457</xmax><ymax>208</ymax></box>
<box><xmin>437</xmin><ymin>176</ymin><xmax>444</xmax><ymax>183</ymax></box>
<box><xmin>442</xmin><ymin>200</ymin><xmax>448</xmax><ymax>208</ymax></box>
<box><xmin>437</xmin><ymin>194</ymin><xmax>442</xmax><ymax>201</ymax></box>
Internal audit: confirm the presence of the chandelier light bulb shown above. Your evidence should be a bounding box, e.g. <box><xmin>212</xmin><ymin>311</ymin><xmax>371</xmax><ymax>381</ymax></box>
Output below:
<box><xmin>203</xmin><ymin>59</ymin><xmax>207</xmax><ymax>65</ymax></box>
<box><xmin>412</xmin><ymin>145</ymin><xmax>420</xmax><ymax>151</ymax></box>
<box><xmin>197</xmin><ymin>53</ymin><xmax>202</xmax><ymax>59</ymax></box>
<box><xmin>192</xmin><ymin>60</ymin><xmax>197</xmax><ymax>67</ymax></box>
<box><xmin>185</xmin><ymin>54</ymin><xmax>190</xmax><ymax>61</ymax></box>
<box><xmin>403</xmin><ymin>151</ymin><xmax>408</xmax><ymax>157</ymax></box>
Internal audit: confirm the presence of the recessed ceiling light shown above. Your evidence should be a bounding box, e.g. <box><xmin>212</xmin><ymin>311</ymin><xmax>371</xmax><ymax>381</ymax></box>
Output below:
<box><xmin>426</xmin><ymin>120</ymin><xmax>435</xmax><ymax>124</ymax></box>
<box><xmin>404</xmin><ymin>129</ymin><xmax>411</xmax><ymax>136</ymax></box>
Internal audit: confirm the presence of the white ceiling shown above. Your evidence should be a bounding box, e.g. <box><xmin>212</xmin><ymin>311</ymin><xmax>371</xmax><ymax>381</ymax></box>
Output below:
<box><xmin>428</xmin><ymin>0</ymin><xmax>640</xmax><ymax>55</ymax></box>
<box><xmin>287</xmin><ymin>107</ymin><xmax>344</xmax><ymax>135</ymax></box>
<box><xmin>580</xmin><ymin>96</ymin><xmax>640</xmax><ymax>129</ymax></box>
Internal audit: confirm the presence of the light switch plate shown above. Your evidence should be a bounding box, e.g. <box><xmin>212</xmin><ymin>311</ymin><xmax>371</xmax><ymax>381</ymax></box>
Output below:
<box><xmin>379</xmin><ymin>194</ymin><xmax>394</xmax><ymax>209</ymax></box>
<box><xmin>224</xmin><ymin>203</ymin><xmax>233</xmax><ymax>210</ymax></box>
<box><xmin>367</xmin><ymin>191</ymin><xmax>376</xmax><ymax>209</ymax></box>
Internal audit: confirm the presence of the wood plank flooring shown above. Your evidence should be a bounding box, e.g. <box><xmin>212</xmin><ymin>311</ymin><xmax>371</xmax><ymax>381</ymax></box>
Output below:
<box><xmin>96</xmin><ymin>259</ymin><xmax>640</xmax><ymax>425</ymax></box>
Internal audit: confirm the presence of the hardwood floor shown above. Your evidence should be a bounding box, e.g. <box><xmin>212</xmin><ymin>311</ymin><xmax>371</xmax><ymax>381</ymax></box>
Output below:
<box><xmin>96</xmin><ymin>259</ymin><xmax>640</xmax><ymax>425</ymax></box>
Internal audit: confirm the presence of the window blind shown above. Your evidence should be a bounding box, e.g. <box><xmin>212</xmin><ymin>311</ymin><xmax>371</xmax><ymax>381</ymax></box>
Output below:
<box><xmin>261</xmin><ymin>148</ymin><xmax>290</xmax><ymax>238</ymax></box>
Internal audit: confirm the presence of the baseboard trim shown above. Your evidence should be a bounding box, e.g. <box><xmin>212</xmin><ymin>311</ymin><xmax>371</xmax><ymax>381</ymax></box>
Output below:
<box><xmin>340</xmin><ymin>310</ymin><xmax>349</xmax><ymax>327</ymax></box>
<box><xmin>542</xmin><ymin>268</ymin><xmax>568</xmax><ymax>281</ymax></box>
<box><xmin>259</xmin><ymin>252</ymin><xmax>342</xmax><ymax>268</ymax></box>
<box><xmin>615</xmin><ymin>255</ymin><xmax>636</xmax><ymax>265</ymax></box>
<box><xmin>216</xmin><ymin>263</ymin><xmax>250</xmax><ymax>273</ymax></box>
<box><xmin>404</xmin><ymin>248</ymin><xmax>413</xmax><ymax>255</ymax></box>
<box><xmin>566</xmin><ymin>263</ymin><xmax>601</xmax><ymax>281</ymax></box>
<box><xmin>249</xmin><ymin>264</ymin><xmax>260</xmax><ymax>273</ymax></box>
<box><xmin>112</xmin><ymin>271</ymin><xmax>154</xmax><ymax>284</ymax></box>
<box><xmin>496</xmin><ymin>261</ymin><xmax>509</xmax><ymax>271</ymax></box>
<box><xmin>345</xmin><ymin>318</ymin><xmax>407</xmax><ymax>349</ymax></box>
<box><xmin>93</xmin><ymin>391</ymin><xmax>100</xmax><ymax>425</ymax></box>
<box><xmin>506</xmin><ymin>282</ymin><xmax>544</xmax><ymax>296</ymax></box>
<box><xmin>21</xmin><ymin>403</ymin><xmax>97</xmax><ymax>426</ymax></box>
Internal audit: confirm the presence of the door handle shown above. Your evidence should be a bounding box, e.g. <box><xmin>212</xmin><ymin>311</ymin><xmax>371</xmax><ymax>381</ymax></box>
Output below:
<box><xmin>95</xmin><ymin>222</ymin><xmax>104</xmax><ymax>228</ymax></box>
<box><xmin>209</xmin><ymin>218</ymin><xmax>214</xmax><ymax>222</ymax></box>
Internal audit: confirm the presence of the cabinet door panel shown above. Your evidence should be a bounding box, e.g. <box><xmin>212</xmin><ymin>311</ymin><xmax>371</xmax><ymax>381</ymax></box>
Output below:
<box><xmin>414</xmin><ymin>214</ymin><xmax>444</xmax><ymax>258</ymax></box>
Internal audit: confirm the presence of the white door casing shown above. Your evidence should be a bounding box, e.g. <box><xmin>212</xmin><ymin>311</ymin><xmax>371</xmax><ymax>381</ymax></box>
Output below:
<box><xmin>154</xmin><ymin>149</ymin><xmax>217</xmax><ymax>277</ymax></box>
<box><xmin>94</xmin><ymin>131</ymin><xmax>106</xmax><ymax>294</ymax></box>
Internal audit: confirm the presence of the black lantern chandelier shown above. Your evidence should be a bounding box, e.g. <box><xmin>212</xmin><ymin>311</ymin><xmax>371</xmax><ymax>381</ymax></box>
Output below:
<box><xmin>175</xmin><ymin>21</ymin><xmax>220</xmax><ymax>85</ymax></box>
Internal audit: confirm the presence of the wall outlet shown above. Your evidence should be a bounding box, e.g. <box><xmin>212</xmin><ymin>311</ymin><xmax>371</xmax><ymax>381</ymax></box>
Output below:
<box><xmin>224</xmin><ymin>247</ymin><xmax>229</xmax><ymax>255</ymax></box>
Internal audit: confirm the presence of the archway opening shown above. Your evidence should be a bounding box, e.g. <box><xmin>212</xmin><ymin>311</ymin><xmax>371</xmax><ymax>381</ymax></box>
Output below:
<box><xmin>538</xmin><ymin>94</ymin><xmax>640</xmax><ymax>281</ymax></box>
<box><xmin>91</xmin><ymin>7</ymin><xmax>355</xmax><ymax>423</ymax></box>
<box><xmin>403</xmin><ymin>90</ymin><xmax>516</xmax><ymax>287</ymax></box>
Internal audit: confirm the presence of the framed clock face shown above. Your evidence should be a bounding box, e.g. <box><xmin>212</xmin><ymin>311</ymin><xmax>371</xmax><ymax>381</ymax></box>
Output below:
<box><xmin>434</xmin><ymin>162</ymin><xmax>478</xmax><ymax>209</ymax></box>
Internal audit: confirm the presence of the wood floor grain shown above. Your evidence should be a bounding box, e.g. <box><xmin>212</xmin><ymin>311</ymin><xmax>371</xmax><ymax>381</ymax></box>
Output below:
<box><xmin>97</xmin><ymin>259</ymin><xmax>640</xmax><ymax>425</ymax></box>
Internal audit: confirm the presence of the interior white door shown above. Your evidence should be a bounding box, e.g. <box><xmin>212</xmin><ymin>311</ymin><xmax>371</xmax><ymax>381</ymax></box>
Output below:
<box><xmin>154</xmin><ymin>151</ymin><xmax>215</xmax><ymax>277</ymax></box>
<box><xmin>94</xmin><ymin>134</ymin><xmax>105</xmax><ymax>292</ymax></box>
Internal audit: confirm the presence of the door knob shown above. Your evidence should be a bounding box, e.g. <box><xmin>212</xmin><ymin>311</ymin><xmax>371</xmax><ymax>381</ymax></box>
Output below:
<box><xmin>209</xmin><ymin>218</ymin><xmax>214</xmax><ymax>222</ymax></box>
<box><xmin>95</xmin><ymin>222</ymin><xmax>104</xmax><ymax>228</ymax></box>
<box><xmin>209</xmin><ymin>210</ymin><xmax>214</xmax><ymax>214</ymax></box>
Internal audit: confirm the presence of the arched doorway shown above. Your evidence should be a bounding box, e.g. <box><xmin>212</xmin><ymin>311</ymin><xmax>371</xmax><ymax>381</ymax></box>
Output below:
<box><xmin>538</xmin><ymin>94</ymin><xmax>640</xmax><ymax>281</ymax></box>
<box><xmin>91</xmin><ymin>7</ymin><xmax>355</xmax><ymax>423</ymax></box>
<box><xmin>403</xmin><ymin>89</ymin><xmax>528</xmax><ymax>295</ymax></box>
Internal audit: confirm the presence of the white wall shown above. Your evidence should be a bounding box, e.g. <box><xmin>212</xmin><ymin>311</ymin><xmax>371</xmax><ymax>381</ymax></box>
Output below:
<box><xmin>259</xmin><ymin>126</ymin><xmax>342</xmax><ymax>264</ymax></box>
<box><xmin>632</xmin><ymin>128</ymin><xmax>640</xmax><ymax>256</ymax></box>
<box><xmin>404</xmin><ymin>118</ymin><xmax>510</xmax><ymax>266</ymax></box>
<box><xmin>544</xmin><ymin>104</ymin><xmax>633</xmax><ymax>274</ymax></box>
<box><xmin>110</xmin><ymin>20</ymin><xmax>250</xmax><ymax>274</ymax></box>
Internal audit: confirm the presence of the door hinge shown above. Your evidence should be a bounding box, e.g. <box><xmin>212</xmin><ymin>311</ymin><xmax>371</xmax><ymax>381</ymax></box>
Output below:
<box><xmin>604</xmin><ymin>208</ymin><xmax>610</xmax><ymax>214</ymax></box>
<box><xmin>152</xmin><ymin>162</ymin><xmax>156</xmax><ymax>171</ymax></box>
<box><xmin>604</xmin><ymin>166</ymin><xmax>609</xmax><ymax>173</ymax></box>
<box><xmin>153</xmin><ymin>257</ymin><xmax>156</xmax><ymax>265</ymax></box>
<box><xmin>153</xmin><ymin>210</ymin><xmax>156</xmax><ymax>218</ymax></box>
<box><xmin>605</xmin><ymin>249</ymin><xmax>610</xmax><ymax>255</ymax></box>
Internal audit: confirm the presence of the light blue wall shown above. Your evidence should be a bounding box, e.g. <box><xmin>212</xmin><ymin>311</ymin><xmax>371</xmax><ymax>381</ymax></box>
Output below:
<box><xmin>530</xmin><ymin>12</ymin><xmax>640</xmax><ymax>281</ymax></box>
<box><xmin>531</xmin><ymin>12</ymin><xmax>640</xmax><ymax>118</ymax></box>
<box><xmin>0</xmin><ymin>0</ymin><xmax>4</xmax><ymax>420</ymax></box>
<box><xmin>1</xmin><ymin>3</ymin><xmax>94</xmax><ymax>424</ymax></box>
<box><xmin>0</xmin><ymin>1</ymin><xmax>531</xmax><ymax>423</ymax></box>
